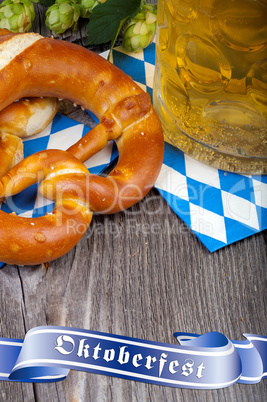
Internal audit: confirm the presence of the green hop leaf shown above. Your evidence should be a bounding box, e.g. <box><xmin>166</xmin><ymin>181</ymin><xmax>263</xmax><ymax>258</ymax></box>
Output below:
<box><xmin>86</xmin><ymin>0</ymin><xmax>142</xmax><ymax>50</ymax></box>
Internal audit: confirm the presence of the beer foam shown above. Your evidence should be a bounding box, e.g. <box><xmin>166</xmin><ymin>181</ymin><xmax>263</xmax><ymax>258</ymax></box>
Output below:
<box><xmin>0</xmin><ymin>33</ymin><xmax>42</xmax><ymax>71</ymax></box>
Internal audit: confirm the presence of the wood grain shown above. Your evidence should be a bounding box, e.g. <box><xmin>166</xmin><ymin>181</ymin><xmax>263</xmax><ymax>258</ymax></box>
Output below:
<box><xmin>0</xmin><ymin>1</ymin><xmax>266</xmax><ymax>401</ymax></box>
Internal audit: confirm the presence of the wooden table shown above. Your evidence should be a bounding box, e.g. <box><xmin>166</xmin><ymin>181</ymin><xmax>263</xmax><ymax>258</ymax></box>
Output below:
<box><xmin>0</xmin><ymin>3</ymin><xmax>266</xmax><ymax>401</ymax></box>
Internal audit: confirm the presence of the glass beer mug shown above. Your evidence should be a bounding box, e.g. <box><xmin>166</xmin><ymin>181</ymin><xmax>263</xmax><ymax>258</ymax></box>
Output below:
<box><xmin>153</xmin><ymin>0</ymin><xmax>267</xmax><ymax>173</ymax></box>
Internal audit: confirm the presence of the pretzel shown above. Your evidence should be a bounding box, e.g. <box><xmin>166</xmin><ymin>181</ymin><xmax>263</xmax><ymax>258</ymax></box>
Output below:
<box><xmin>0</xmin><ymin>133</ymin><xmax>23</xmax><ymax>178</ymax></box>
<box><xmin>0</xmin><ymin>96</ymin><xmax>59</xmax><ymax>178</ymax></box>
<box><xmin>0</xmin><ymin>97</ymin><xmax>59</xmax><ymax>138</ymax></box>
<box><xmin>0</xmin><ymin>150</ymin><xmax>93</xmax><ymax>265</ymax></box>
<box><xmin>0</xmin><ymin>28</ymin><xmax>59</xmax><ymax>177</ymax></box>
<box><xmin>0</xmin><ymin>31</ymin><xmax>164</xmax><ymax>265</ymax></box>
<box><xmin>0</xmin><ymin>29</ymin><xmax>59</xmax><ymax>177</ymax></box>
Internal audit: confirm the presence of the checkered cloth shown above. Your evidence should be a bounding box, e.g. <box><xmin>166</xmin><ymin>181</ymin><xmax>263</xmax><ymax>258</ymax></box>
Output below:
<box><xmin>0</xmin><ymin>43</ymin><xmax>266</xmax><ymax>268</ymax></box>
<box><xmin>107</xmin><ymin>44</ymin><xmax>267</xmax><ymax>252</ymax></box>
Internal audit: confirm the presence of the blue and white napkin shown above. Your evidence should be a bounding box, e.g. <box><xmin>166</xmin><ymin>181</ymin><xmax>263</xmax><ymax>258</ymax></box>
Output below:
<box><xmin>0</xmin><ymin>43</ymin><xmax>266</xmax><ymax>269</ymax></box>
<box><xmin>106</xmin><ymin>43</ymin><xmax>267</xmax><ymax>252</ymax></box>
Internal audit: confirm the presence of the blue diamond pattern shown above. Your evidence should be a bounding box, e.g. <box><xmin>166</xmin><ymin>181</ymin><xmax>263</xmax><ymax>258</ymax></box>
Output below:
<box><xmin>218</xmin><ymin>171</ymin><xmax>256</xmax><ymax>204</ymax></box>
<box><xmin>187</xmin><ymin>177</ymin><xmax>224</xmax><ymax>216</ymax></box>
<box><xmin>113</xmin><ymin>51</ymin><xmax>146</xmax><ymax>86</ymax></box>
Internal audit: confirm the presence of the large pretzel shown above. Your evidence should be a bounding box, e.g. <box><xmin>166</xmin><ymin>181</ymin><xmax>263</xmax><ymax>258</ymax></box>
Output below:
<box><xmin>0</xmin><ymin>96</ymin><xmax>59</xmax><ymax>139</ymax></box>
<box><xmin>0</xmin><ymin>97</ymin><xmax>59</xmax><ymax>178</ymax></box>
<box><xmin>0</xmin><ymin>150</ymin><xmax>93</xmax><ymax>265</ymax></box>
<box><xmin>0</xmin><ymin>28</ymin><xmax>59</xmax><ymax>177</ymax></box>
<box><xmin>0</xmin><ymin>31</ymin><xmax>164</xmax><ymax>265</ymax></box>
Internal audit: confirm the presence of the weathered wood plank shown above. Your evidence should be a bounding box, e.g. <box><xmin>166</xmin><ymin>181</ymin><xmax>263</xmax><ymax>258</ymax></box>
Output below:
<box><xmin>2</xmin><ymin>195</ymin><xmax>265</xmax><ymax>401</ymax></box>
<box><xmin>1</xmin><ymin>197</ymin><xmax>266</xmax><ymax>400</ymax></box>
<box><xmin>0</xmin><ymin>266</ymin><xmax>36</xmax><ymax>401</ymax></box>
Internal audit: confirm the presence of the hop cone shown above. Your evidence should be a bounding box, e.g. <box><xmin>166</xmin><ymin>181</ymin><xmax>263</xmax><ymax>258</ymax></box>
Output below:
<box><xmin>0</xmin><ymin>0</ymin><xmax>35</xmax><ymax>33</ymax></box>
<box><xmin>78</xmin><ymin>0</ymin><xmax>106</xmax><ymax>19</ymax></box>
<box><xmin>45</xmin><ymin>0</ymin><xmax>80</xmax><ymax>35</ymax></box>
<box><xmin>122</xmin><ymin>4</ymin><xmax>157</xmax><ymax>53</ymax></box>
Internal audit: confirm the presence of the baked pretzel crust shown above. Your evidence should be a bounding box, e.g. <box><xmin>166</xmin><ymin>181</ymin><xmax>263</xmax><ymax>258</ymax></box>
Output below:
<box><xmin>0</xmin><ymin>31</ymin><xmax>164</xmax><ymax>265</ymax></box>
<box><xmin>0</xmin><ymin>133</ymin><xmax>23</xmax><ymax>178</ymax></box>
<box><xmin>0</xmin><ymin>97</ymin><xmax>59</xmax><ymax>138</ymax></box>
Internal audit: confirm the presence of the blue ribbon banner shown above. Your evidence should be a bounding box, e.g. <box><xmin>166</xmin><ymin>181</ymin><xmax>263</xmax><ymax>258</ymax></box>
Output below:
<box><xmin>0</xmin><ymin>326</ymin><xmax>266</xmax><ymax>388</ymax></box>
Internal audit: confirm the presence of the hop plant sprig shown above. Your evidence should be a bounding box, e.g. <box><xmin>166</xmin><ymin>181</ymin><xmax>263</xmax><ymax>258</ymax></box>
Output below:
<box><xmin>122</xmin><ymin>3</ymin><xmax>157</xmax><ymax>53</ymax></box>
<box><xmin>78</xmin><ymin>0</ymin><xmax>106</xmax><ymax>19</ymax></box>
<box><xmin>86</xmin><ymin>0</ymin><xmax>157</xmax><ymax>58</ymax></box>
<box><xmin>0</xmin><ymin>0</ymin><xmax>35</xmax><ymax>33</ymax></box>
<box><xmin>0</xmin><ymin>0</ymin><xmax>158</xmax><ymax>55</ymax></box>
<box><xmin>45</xmin><ymin>0</ymin><xmax>80</xmax><ymax>34</ymax></box>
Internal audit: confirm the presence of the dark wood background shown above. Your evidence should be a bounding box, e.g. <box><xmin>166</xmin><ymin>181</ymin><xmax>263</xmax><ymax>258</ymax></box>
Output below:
<box><xmin>0</xmin><ymin>1</ymin><xmax>266</xmax><ymax>401</ymax></box>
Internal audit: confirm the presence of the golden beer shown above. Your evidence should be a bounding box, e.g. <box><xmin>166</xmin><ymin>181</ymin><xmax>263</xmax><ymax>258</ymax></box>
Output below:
<box><xmin>153</xmin><ymin>0</ymin><xmax>267</xmax><ymax>173</ymax></box>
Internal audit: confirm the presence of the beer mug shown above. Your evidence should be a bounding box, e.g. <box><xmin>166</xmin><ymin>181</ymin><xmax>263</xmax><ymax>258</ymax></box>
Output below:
<box><xmin>153</xmin><ymin>0</ymin><xmax>267</xmax><ymax>174</ymax></box>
